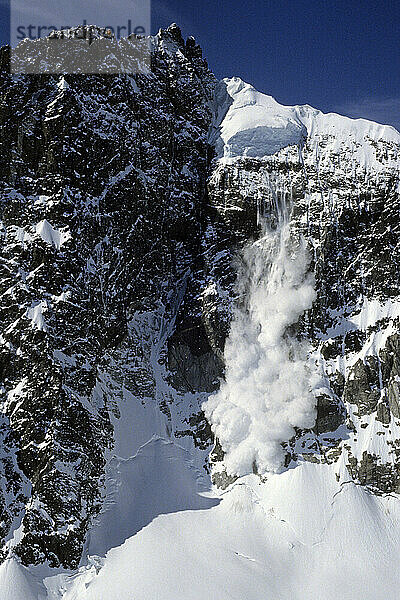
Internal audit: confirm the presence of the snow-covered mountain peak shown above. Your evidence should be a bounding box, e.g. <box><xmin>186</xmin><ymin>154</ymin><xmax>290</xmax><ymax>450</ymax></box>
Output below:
<box><xmin>212</xmin><ymin>76</ymin><xmax>400</xmax><ymax>171</ymax></box>
<box><xmin>211</xmin><ymin>77</ymin><xmax>307</xmax><ymax>159</ymax></box>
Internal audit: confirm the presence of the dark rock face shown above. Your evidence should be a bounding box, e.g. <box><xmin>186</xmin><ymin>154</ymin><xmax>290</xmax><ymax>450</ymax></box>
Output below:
<box><xmin>381</xmin><ymin>334</ymin><xmax>400</xmax><ymax>418</ymax></box>
<box><xmin>347</xmin><ymin>450</ymin><xmax>400</xmax><ymax>494</ymax></box>
<box><xmin>314</xmin><ymin>395</ymin><xmax>346</xmax><ymax>434</ymax></box>
<box><xmin>344</xmin><ymin>358</ymin><xmax>381</xmax><ymax>416</ymax></box>
<box><xmin>0</xmin><ymin>24</ymin><xmax>399</xmax><ymax>569</ymax></box>
<box><xmin>0</xmin><ymin>25</ymin><xmax>217</xmax><ymax>567</ymax></box>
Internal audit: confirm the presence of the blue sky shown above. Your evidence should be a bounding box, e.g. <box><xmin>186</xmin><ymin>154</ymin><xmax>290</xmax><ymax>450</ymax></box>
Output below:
<box><xmin>1</xmin><ymin>0</ymin><xmax>399</xmax><ymax>130</ymax></box>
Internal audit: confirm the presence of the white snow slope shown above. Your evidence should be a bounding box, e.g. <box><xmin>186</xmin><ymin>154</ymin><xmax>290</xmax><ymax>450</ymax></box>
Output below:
<box><xmin>57</xmin><ymin>464</ymin><xmax>400</xmax><ymax>600</ymax></box>
<box><xmin>5</xmin><ymin>79</ymin><xmax>400</xmax><ymax>600</ymax></box>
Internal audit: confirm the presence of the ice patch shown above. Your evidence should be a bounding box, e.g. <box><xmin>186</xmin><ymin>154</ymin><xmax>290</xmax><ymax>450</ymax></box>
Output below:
<box><xmin>225</xmin><ymin>122</ymin><xmax>305</xmax><ymax>158</ymax></box>
<box><xmin>57</xmin><ymin>77</ymin><xmax>69</xmax><ymax>92</ymax></box>
<box><xmin>35</xmin><ymin>220</ymin><xmax>71</xmax><ymax>250</ymax></box>
<box><xmin>26</xmin><ymin>300</ymin><xmax>48</xmax><ymax>332</ymax></box>
<box><xmin>34</xmin><ymin>195</ymin><xmax>51</xmax><ymax>206</ymax></box>
<box><xmin>87</xmin><ymin>437</ymin><xmax>218</xmax><ymax>557</ymax></box>
<box><xmin>350</xmin><ymin>296</ymin><xmax>400</xmax><ymax>331</ymax></box>
<box><xmin>12</xmin><ymin>226</ymin><xmax>32</xmax><ymax>244</ymax></box>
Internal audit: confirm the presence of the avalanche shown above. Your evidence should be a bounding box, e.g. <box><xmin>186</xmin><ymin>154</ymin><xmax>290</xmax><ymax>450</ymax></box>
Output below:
<box><xmin>204</xmin><ymin>198</ymin><xmax>317</xmax><ymax>476</ymax></box>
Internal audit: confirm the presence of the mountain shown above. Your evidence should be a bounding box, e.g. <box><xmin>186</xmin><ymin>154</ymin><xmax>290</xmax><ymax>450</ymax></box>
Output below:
<box><xmin>0</xmin><ymin>24</ymin><xmax>400</xmax><ymax>600</ymax></box>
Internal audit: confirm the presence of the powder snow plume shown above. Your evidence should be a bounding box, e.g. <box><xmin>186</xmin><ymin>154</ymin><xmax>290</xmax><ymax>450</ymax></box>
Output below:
<box><xmin>204</xmin><ymin>211</ymin><xmax>317</xmax><ymax>476</ymax></box>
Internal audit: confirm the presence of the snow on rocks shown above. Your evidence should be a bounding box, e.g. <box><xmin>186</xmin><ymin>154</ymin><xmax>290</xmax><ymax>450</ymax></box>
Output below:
<box><xmin>25</xmin><ymin>301</ymin><xmax>48</xmax><ymax>332</ymax></box>
<box><xmin>35</xmin><ymin>220</ymin><xmax>71</xmax><ymax>250</ymax></box>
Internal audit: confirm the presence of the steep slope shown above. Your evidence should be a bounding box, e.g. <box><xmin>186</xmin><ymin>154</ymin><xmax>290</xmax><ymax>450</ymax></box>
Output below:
<box><xmin>0</xmin><ymin>25</ymin><xmax>400</xmax><ymax>600</ymax></box>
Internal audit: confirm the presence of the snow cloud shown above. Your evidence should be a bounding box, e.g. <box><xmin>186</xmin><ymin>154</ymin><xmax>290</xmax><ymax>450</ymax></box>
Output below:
<box><xmin>204</xmin><ymin>223</ymin><xmax>317</xmax><ymax>476</ymax></box>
